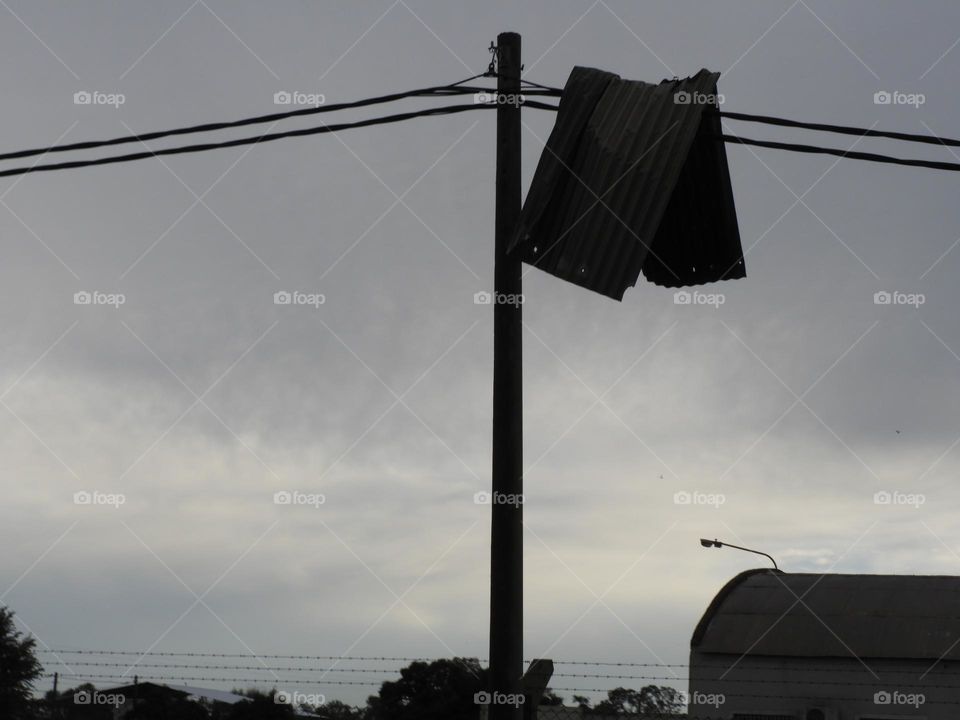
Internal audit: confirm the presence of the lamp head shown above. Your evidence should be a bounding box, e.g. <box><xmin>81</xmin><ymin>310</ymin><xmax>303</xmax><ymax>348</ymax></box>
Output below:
<box><xmin>700</xmin><ymin>538</ymin><xmax>720</xmax><ymax>548</ymax></box>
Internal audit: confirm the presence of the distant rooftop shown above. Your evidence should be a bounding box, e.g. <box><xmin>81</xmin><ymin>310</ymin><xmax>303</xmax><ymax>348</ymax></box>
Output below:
<box><xmin>692</xmin><ymin>568</ymin><xmax>960</xmax><ymax>660</ymax></box>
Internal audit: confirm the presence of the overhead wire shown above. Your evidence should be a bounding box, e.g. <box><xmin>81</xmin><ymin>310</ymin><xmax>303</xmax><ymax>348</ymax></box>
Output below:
<box><xmin>0</xmin><ymin>74</ymin><xmax>475</xmax><ymax>162</ymax></box>
<box><xmin>717</xmin><ymin>110</ymin><xmax>960</xmax><ymax>148</ymax></box>
<box><xmin>718</xmin><ymin>133</ymin><xmax>960</xmax><ymax>172</ymax></box>
<box><xmin>0</xmin><ymin>82</ymin><xmax>558</xmax><ymax>163</ymax></box>
<box><xmin>0</xmin><ymin>66</ymin><xmax>956</xmax><ymax>181</ymax></box>
<box><xmin>0</xmin><ymin>104</ymin><xmax>493</xmax><ymax>178</ymax></box>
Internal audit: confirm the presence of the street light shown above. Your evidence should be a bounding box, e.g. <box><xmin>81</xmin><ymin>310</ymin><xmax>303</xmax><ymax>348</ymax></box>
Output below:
<box><xmin>700</xmin><ymin>538</ymin><xmax>778</xmax><ymax>570</ymax></box>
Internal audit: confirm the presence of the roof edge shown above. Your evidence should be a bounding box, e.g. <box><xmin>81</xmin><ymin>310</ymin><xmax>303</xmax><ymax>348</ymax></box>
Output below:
<box><xmin>690</xmin><ymin>568</ymin><xmax>782</xmax><ymax>649</ymax></box>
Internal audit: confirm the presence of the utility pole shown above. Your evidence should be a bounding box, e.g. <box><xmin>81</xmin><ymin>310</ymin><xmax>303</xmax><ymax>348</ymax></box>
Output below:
<box><xmin>490</xmin><ymin>31</ymin><xmax>523</xmax><ymax>720</ymax></box>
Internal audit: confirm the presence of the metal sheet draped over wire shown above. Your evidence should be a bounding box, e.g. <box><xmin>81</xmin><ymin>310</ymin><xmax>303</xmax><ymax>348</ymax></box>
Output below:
<box><xmin>511</xmin><ymin>66</ymin><xmax>745</xmax><ymax>300</ymax></box>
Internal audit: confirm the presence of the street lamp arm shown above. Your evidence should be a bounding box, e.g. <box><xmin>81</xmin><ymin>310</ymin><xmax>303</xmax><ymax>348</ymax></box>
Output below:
<box><xmin>717</xmin><ymin>541</ymin><xmax>778</xmax><ymax>570</ymax></box>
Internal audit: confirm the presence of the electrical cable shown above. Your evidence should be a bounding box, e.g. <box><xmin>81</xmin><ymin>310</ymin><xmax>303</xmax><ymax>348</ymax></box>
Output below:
<box><xmin>717</xmin><ymin>110</ymin><xmax>960</xmax><ymax>148</ymax></box>
<box><xmin>0</xmin><ymin>101</ymin><xmax>557</xmax><ymax>178</ymax></box>
<box><xmin>0</xmin><ymin>82</ymin><xmax>558</xmax><ymax>163</ymax></box>
<box><xmin>0</xmin><ymin>104</ymin><xmax>492</xmax><ymax>178</ymax></box>
<box><xmin>519</xmin><ymin>78</ymin><xmax>564</xmax><ymax>94</ymax></box>
<box><xmin>719</xmin><ymin>133</ymin><xmax>960</xmax><ymax>172</ymax></box>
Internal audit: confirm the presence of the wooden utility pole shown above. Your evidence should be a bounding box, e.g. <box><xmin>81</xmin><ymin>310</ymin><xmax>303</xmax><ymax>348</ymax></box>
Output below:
<box><xmin>490</xmin><ymin>30</ymin><xmax>523</xmax><ymax>720</ymax></box>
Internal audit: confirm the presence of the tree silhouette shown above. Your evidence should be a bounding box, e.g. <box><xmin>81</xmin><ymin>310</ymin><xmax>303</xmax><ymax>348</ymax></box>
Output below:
<box><xmin>365</xmin><ymin>657</ymin><xmax>486</xmax><ymax>720</ymax></box>
<box><xmin>0</xmin><ymin>607</ymin><xmax>42</xmax><ymax>720</ymax></box>
<box><xmin>578</xmin><ymin>685</ymin><xmax>685</xmax><ymax>716</ymax></box>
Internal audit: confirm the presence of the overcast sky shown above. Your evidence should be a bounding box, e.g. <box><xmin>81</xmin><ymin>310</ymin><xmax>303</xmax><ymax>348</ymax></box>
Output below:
<box><xmin>3</xmin><ymin>0</ymin><xmax>960</xmax><ymax>708</ymax></box>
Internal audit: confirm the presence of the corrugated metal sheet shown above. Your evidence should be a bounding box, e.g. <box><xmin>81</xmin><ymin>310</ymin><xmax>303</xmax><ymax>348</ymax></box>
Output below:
<box><xmin>692</xmin><ymin>570</ymin><xmax>960</xmax><ymax>660</ymax></box>
<box><xmin>511</xmin><ymin>67</ymin><xmax>744</xmax><ymax>300</ymax></box>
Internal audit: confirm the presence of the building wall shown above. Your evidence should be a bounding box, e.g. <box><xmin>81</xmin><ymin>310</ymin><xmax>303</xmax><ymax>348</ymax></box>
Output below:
<box><xmin>688</xmin><ymin>652</ymin><xmax>958</xmax><ymax>719</ymax></box>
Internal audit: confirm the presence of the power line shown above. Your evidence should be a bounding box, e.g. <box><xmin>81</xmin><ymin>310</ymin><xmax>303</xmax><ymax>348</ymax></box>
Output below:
<box><xmin>0</xmin><ymin>84</ymin><xmax>469</xmax><ymax>162</ymax></box>
<box><xmin>0</xmin><ymin>100</ymin><xmax>559</xmax><ymax>178</ymax></box>
<box><xmin>0</xmin><ymin>104</ymin><xmax>484</xmax><ymax>178</ymax></box>
<box><xmin>718</xmin><ymin>110</ymin><xmax>960</xmax><ymax>148</ymax></box>
<box><xmin>0</xmin><ymin>79</ymin><xmax>559</xmax><ymax>163</ymax></box>
<box><xmin>720</xmin><ymin>133</ymin><xmax>960</xmax><ymax>172</ymax></box>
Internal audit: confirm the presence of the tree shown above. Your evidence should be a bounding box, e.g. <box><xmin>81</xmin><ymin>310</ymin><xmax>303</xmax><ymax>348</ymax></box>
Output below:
<box><xmin>365</xmin><ymin>657</ymin><xmax>486</xmax><ymax>720</ymax></box>
<box><xmin>0</xmin><ymin>606</ymin><xmax>42</xmax><ymax>720</ymax></box>
<box><xmin>572</xmin><ymin>694</ymin><xmax>592</xmax><ymax>711</ymax></box>
<box><xmin>580</xmin><ymin>685</ymin><xmax>684</xmax><ymax>717</ymax></box>
<box><xmin>315</xmin><ymin>699</ymin><xmax>368</xmax><ymax>719</ymax></box>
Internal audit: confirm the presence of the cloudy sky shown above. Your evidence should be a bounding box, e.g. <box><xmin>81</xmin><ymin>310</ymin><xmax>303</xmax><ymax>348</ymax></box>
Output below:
<box><xmin>3</xmin><ymin>0</ymin><xmax>960</xmax><ymax>707</ymax></box>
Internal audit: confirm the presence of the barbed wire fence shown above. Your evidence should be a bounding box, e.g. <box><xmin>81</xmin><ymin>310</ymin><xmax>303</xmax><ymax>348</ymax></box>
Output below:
<box><xmin>39</xmin><ymin>650</ymin><xmax>960</xmax><ymax>718</ymax></box>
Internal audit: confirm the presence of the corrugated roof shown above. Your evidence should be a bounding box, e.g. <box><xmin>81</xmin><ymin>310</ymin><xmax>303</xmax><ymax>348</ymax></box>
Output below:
<box><xmin>692</xmin><ymin>569</ymin><xmax>960</xmax><ymax>660</ymax></box>
<box><xmin>511</xmin><ymin>66</ymin><xmax>744</xmax><ymax>300</ymax></box>
<box><xmin>164</xmin><ymin>683</ymin><xmax>251</xmax><ymax>705</ymax></box>
<box><xmin>101</xmin><ymin>681</ymin><xmax>251</xmax><ymax>705</ymax></box>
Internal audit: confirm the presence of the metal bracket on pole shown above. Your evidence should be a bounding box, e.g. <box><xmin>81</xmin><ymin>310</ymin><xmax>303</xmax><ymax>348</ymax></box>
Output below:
<box><xmin>522</xmin><ymin>659</ymin><xmax>554</xmax><ymax>719</ymax></box>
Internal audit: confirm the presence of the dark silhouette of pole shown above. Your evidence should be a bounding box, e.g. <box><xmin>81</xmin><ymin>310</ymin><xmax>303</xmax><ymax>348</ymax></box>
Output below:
<box><xmin>490</xmin><ymin>31</ymin><xmax>523</xmax><ymax>720</ymax></box>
